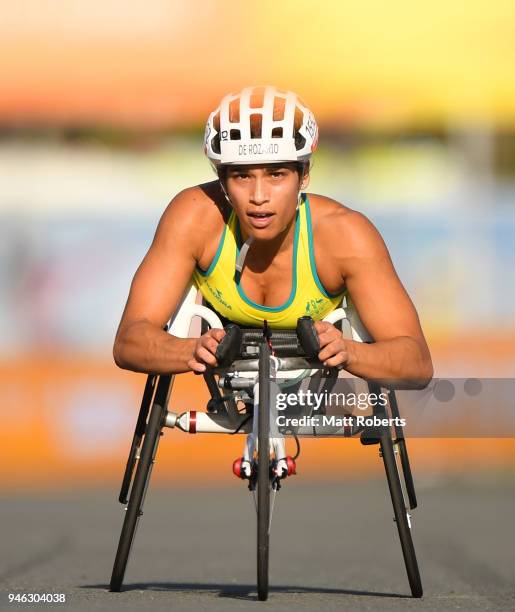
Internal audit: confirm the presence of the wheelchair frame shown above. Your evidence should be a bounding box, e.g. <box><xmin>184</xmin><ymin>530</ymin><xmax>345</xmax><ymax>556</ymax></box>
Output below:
<box><xmin>109</xmin><ymin>285</ymin><xmax>423</xmax><ymax>600</ymax></box>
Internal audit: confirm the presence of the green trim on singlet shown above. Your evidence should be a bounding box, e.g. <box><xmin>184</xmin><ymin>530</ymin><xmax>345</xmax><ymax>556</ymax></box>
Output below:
<box><xmin>196</xmin><ymin>223</ymin><xmax>228</xmax><ymax>277</ymax></box>
<box><xmin>234</xmin><ymin>208</ymin><xmax>300</xmax><ymax>312</ymax></box>
<box><xmin>304</xmin><ymin>195</ymin><xmax>342</xmax><ymax>299</ymax></box>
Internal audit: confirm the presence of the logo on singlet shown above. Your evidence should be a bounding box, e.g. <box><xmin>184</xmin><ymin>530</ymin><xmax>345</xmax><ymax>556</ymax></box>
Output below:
<box><xmin>305</xmin><ymin>298</ymin><xmax>326</xmax><ymax>316</ymax></box>
<box><xmin>206</xmin><ymin>283</ymin><xmax>233</xmax><ymax>311</ymax></box>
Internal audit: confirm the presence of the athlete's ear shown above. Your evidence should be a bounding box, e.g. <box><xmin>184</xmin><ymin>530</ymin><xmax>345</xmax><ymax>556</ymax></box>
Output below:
<box><xmin>300</xmin><ymin>169</ymin><xmax>310</xmax><ymax>190</ymax></box>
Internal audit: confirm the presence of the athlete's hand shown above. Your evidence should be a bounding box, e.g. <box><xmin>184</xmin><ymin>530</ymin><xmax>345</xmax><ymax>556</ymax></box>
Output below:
<box><xmin>187</xmin><ymin>328</ymin><xmax>226</xmax><ymax>373</ymax></box>
<box><xmin>313</xmin><ymin>321</ymin><xmax>350</xmax><ymax>369</ymax></box>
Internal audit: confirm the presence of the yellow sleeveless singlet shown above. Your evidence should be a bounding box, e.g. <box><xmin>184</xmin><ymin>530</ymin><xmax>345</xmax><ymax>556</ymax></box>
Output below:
<box><xmin>192</xmin><ymin>194</ymin><xmax>346</xmax><ymax>328</ymax></box>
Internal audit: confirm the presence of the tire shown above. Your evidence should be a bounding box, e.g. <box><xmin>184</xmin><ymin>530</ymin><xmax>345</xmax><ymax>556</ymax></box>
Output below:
<box><xmin>110</xmin><ymin>375</ymin><xmax>172</xmax><ymax>592</ymax></box>
<box><xmin>257</xmin><ymin>341</ymin><xmax>271</xmax><ymax>601</ymax></box>
<box><xmin>380</xmin><ymin>433</ymin><xmax>423</xmax><ymax>598</ymax></box>
<box><xmin>396</xmin><ymin>437</ymin><xmax>418</xmax><ymax>510</ymax></box>
<box><xmin>388</xmin><ymin>390</ymin><xmax>417</xmax><ymax>509</ymax></box>
<box><xmin>118</xmin><ymin>374</ymin><xmax>156</xmax><ymax>504</ymax></box>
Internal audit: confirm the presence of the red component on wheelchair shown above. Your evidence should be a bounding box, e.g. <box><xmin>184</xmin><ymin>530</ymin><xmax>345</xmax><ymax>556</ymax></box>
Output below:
<box><xmin>285</xmin><ymin>456</ymin><xmax>297</xmax><ymax>476</ymax></box>
<box><xmin>233</xmin><ymin>457</ymin><xmax>250</xmax><ymax>479</ymax></box>
<box><xmin>275</xmin><ymin>456</ymin><xmax>297</xmax><ymax>478</ymax></box>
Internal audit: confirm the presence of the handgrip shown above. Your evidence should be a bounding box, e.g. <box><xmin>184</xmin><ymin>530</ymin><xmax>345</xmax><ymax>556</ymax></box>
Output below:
<box><xmin>296</xmin><ymin>316</ymin><xmax>320</xmax><ymax>359</ymax></box>
<box><xmin>215</xmin><ymin>324</ymin><xmax>243</xmax><ymax>366</ymax></box>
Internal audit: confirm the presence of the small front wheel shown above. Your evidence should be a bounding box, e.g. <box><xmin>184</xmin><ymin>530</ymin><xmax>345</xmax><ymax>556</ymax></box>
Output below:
<box><xmin>257</xmin><ymin>340</ymin><xmax>271</xmax><ymax>601</ymax></box>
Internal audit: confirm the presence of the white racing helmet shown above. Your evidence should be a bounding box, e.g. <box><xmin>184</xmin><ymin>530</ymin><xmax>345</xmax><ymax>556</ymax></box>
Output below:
<box><xmin>204</xmin><ymin>86</ymin><xmax>318</xmax><ymax>167</ymax></box>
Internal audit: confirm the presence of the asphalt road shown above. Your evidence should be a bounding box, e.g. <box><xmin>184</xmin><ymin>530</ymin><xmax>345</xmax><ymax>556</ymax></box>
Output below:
<box><xmin>1</xmin><ymin>479</ymin><xmax>514</xmax><ymax>612</ymax></box>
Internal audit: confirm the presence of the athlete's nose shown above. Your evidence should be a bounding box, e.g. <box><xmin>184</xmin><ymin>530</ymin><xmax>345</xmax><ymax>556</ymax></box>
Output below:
<box><xmin>249</xmin><ymin>176</ymin><xmax>269</xmax><ymax>205</ymax></box>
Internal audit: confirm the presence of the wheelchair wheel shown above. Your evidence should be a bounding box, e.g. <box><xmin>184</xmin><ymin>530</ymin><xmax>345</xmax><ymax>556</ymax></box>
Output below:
<box><xmin>388</xmin><ymin>390</ymin><xmax>417</xmax><ymax>509</ymax></box>
<box><xmin>380</xmin><ymin>433</ymin><xmax>423</xmax><ymax>598</ymax></box>
<box><xmin>257</xmin><ymin>341</ymin><xmax>271</xmax><ymax>601</ymax></box>
<box><xmin>396</xmin><ymin>436</ymin><xmax>418</xmax><ymax>509</ymax></box>
<box><xmin>110</xmin><ymin>375</ymin><xmax>171</xmax><ymax>592</ymax></box>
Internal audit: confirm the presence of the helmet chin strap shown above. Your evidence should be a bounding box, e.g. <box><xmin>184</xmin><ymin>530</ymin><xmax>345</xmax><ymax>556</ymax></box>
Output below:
<box><xmin>219</xmin><ymin>178</ymin><xmax>232</xmax><ymax>207</ymax></box>
<box><xmin>235</xmin><ymin>235</ymin><xmax>255</xmax><ymax>274</ymax></box>
<box><xmin>296</xmin><ymin>188</ymin><xmax>303</xmax><ymax>210</ymax></box>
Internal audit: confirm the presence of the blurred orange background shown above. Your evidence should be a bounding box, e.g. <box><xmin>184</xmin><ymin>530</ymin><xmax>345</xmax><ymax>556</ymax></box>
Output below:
<box><xmin>3</xmin><ymin>1</ymin><xmax>515</xmax><ymax>128</ymax></box>
<box><xmin>1</xmin><ymin>1</ymin><xmax>515</xmax><ymax>490</ymax></box>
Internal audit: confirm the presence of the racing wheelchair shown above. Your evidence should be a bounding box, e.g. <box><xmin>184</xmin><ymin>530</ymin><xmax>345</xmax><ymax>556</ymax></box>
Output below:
<box><xmin>109</xmin><ymin>284</ymin><xmax>422</xmax><ymax>600</ymax></box>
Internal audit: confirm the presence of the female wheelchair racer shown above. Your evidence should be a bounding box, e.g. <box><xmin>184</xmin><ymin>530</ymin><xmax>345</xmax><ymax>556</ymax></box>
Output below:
<box><xmin>110</xmin><ymin>86</ymin><xmax>432</xmax><ymax>600</ymax></box>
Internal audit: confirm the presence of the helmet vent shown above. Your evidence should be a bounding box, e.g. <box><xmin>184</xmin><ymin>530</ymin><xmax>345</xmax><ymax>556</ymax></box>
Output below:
<box><xmin>211</xmin><ymin>135</ymin><xmax>221</xmax><ymax>154</ymax></box>
<box><xmin>295</xmin><ymin>133</ymin><xmax>306</xmax><ymax>151</ymax></box>
<box><xmin>272</xmin><ymin>127</ymin><xmax>283</xmax><ymax>138</ymax></box>
<box><xmin>250</xmin><ymin>114</ymin><xmax>262</xmax><ymax>138</ymax></box>
<box><xmin>229</xmin><ymin>99</ymin><xmax>240</xmax><ymax>122</ymax></box>
<box><xmin>230</xmin><ymin>129</ymin><xmax>241</xmax><ymax>140</ymax></box>
<box><xmin>273</xmin><ymin>99</ymin><xmax>286</xmax><ymax>121</ymax></box>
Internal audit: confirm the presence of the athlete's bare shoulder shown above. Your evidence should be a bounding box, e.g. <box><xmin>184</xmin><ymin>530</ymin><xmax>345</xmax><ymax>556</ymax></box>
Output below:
<box><xmin>162</xmin><ymin>181</ymin><xmax>226</xmax><ymax>224</ymax></box>
<box><xmin>307</xmin><ymin>192</ymin><xmax>354</xmax><ymax>221</ymax></box>
<box><xmin>307</xmin><ymin>192</ymin><xmax>389</xmax><ymax>265</ymax></box>
<box><xmin>155</xmin><ymin>181</ymin><xmax>228</xmax><ymax>260</ymax></box>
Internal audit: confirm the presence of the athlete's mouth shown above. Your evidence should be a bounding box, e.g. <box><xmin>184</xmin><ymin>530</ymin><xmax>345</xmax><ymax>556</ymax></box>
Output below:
<box><xmin>246</xmin><ymin>211</ymin><xmax>275</xmax><ymax>229</ymax></box>
<box><xmin>247</xmin><ymin>212</ymin><xmax>275</xmax><ymax>218</ymax></box>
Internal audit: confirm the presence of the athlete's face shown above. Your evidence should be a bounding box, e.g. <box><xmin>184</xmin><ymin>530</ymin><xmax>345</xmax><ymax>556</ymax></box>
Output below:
<box><xmin>224</xmin><ymin>163</ymin><xmax>309</xmax><ymax>240</ymax></box>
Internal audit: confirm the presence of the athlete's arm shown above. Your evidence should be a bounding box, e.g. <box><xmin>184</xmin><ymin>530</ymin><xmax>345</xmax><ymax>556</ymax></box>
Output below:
<box><xmin>314</xmin><ymin>207</ymin><xmax>433</xmax><ymax>387</ymax></box>
<box><xmin>113</xmin><ymin>187</ymin><xmax>225</xmax><ymax>375</ymax></box>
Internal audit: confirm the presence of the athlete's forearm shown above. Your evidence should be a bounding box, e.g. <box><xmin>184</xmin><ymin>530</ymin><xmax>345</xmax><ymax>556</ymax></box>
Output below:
<box><xmin>344</xmin><ymin>336</ymin><xmax>433</xmax><ymax>388</ymax></box>
<box><xmin>113</xmin><ymin>320</ymin><xmax>197</xmax><ymax>375</ymax></box>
